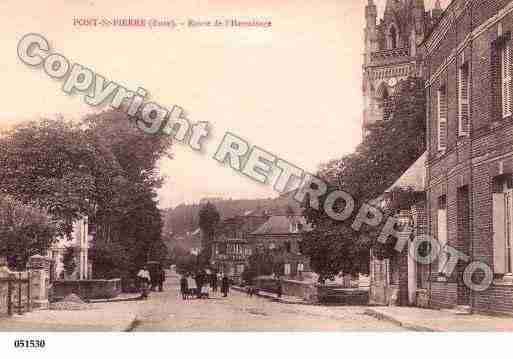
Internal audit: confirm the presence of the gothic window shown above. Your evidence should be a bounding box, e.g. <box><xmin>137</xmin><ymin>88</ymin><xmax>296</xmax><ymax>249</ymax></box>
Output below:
<box><xmin>376</xmin><ymin>82</ymin><xmax>392</xmax><ymax>121</ymax></box>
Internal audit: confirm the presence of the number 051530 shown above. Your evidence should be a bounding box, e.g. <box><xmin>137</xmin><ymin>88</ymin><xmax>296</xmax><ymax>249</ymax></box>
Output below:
<box><xmin>14</xmin><ymin>339</ymin><xmax>45</xmax><ymax>349</ymax></box>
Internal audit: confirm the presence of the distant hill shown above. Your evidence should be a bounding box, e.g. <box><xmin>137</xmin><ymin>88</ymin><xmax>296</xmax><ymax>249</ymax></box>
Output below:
<box><xmin>162</xmin><ymin>192</ymin><xmax>302</xmax><ymax>238</ymax></box>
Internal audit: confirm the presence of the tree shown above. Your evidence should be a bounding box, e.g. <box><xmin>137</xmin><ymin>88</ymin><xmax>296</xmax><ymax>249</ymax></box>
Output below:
<box><xmin>0</xmin><ymin>118</ymin><xmax>96</xmax><ymax>237</ymax></box>
<box><xmin>301</xmin><ymin>224</ymin><xmax>368</xmax><ymax>284</ymax></box>
<box><xmin>198</xmin><ymin>202</ymin><xmax>220</xmax><ymax>262</ymax></box>
<box><xmin>88</xmin><ymin>241</ymin><xmax>130</xmax><ymax>280</ymax></box>
<box><xmin>301</xmin><ymin>77</ymin><xmax>425</xmax><ymax>280</ymax></box>
<box><xmin>175</xmin><ymin>253</ymin><xmax>198</xmax><ymax>275</ymax></box>
<box><xmin>0</xmin><ymin>195</ymin><xmax>57</xmax><ymax>269</ymax></box>
<box><xmin>242</xmin><ymin>249</ymin><xmax>276</xmax><ymax>283</ymax></box>
<box><xmin>63</xmin><ymin>247</ymin><xmax>76</xmax><ymax>277</ymax></box>
<box><xmin>0</xmin><ymin>110</ymin><xmax>173</xmax><ymax>284</ymax></box>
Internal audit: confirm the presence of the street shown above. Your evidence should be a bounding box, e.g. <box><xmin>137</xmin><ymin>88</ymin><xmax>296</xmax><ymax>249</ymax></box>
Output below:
<box><xmin>131</xmin><ymin>272</ymin><xmax>404</xmax><ymax>331</ymax></box>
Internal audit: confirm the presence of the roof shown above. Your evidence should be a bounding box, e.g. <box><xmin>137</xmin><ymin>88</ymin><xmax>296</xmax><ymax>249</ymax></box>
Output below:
<box><xmin>386</xmin><ymin>151</ymin><xmax>427</xmax><ymax>193</ymax></box>
<box><xmin>250</xmin><ymin>215</ymin><xmax>307</xmax><ymax>235</ymax></box>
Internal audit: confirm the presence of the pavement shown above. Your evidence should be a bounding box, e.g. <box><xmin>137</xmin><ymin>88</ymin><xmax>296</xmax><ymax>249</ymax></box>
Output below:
<box><xmin>0</xmin><ymin>273</ymin><xmax>403</xmax><ymax>331</ymax></box>
<box><xmin>5</xmin><ymin>271</ymin><xmax>513</xmax><ymax>331</ymax></box>
<box><xmin>364</xmin><ymin>306</ymin><xmax>513</xmax><ymax>332</ymax></box>
<box><xmin>231</xmin><ymin>285</ymin><xmax>308</xmax><ymax>305</ymax></box>
<box><xmin>130</xmin><ymin>274</ymin><xmax>404</xmax><ymax>331</ymax></box>
<box><xmin>0</xmin><ymin>295</ymin><xmax>141</xmax><ymax>331</ymax></box>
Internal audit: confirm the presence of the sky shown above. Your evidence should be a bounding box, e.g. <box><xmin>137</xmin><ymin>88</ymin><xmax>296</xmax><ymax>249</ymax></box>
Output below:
<box><xmin>0</xmin><ymin>0</ymin><xmax>448</xmax><ymax>208</ymax></box>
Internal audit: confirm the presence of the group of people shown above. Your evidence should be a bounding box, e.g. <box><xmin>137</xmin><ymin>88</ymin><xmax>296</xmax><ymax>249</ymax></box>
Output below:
<box><xmin>180</xmin><ymin>271</ymin><xmax>230</xmax><ymax>300</ymax></box>
<box><xmin>137</xmin><ymin>265</ymin><xmax>166</xmax><ymax>300</ymax></box>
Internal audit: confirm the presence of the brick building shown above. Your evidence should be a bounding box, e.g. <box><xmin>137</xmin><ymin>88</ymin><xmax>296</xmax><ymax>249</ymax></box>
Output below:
<box><xmin>247</xmin><ymin>215</ymin><xmax>311</xmax><ymax>279</ymax></box>
<box><xmin>363</xmin><ymin>0</ymin><xmax>438</xmax><ymax>307</ymax></box>
<box><xmin>422</xmin><ymin>0</ymin><xmax>513</xmax><ymax>314</ymax></box>
<box><xmin>369</xmin><ymin>153</ymin><xmax>428</xmax><ymax>306</ymax></box>
<box><xmin>210</xmin><ymin>214</ymin><xmax>268</xmax><ymax>282</ymax></box>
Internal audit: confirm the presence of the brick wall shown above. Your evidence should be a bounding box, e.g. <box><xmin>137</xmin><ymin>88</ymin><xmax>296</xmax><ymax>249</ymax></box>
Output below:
<box><xmin>425</xmin><ymin>1</ymin><xmax>513</xmax><ymax>313</ymax></box>
<box><xmin>475</xmin><ymin>284</ymin><xmax>513</xmax><ymax>315</ymax></box>
<box><xmin>431</xmin><ymin>281</ymin><xmax>458</xmax><ymax>309</ymax></box>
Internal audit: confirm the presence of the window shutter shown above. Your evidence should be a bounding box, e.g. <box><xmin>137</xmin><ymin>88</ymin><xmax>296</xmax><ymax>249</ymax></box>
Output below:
<box><xmin>437</xmin><ymin>209</ymin><xmax>448</xmax><ymax>274</ymax></box>
<box><xmin>493</xmin><ymin>193</ymin><xmax>507</xmax><ymax>274</ymax></box>
<box><xmin>508</xmin><ymin>191</ymin><xmax>513</xmax><ymax>274</ymax></box>
<box><xmin>459</xmin><ymin>65</ymin><xmax>470</xmax><ymax>136</ymax></box>
<box><xmin>509</xmin><ymin>43</ymin><xmax>513</xmax><ymax>116</ymax></box>
<box><xmin>502</xmin><ymin>43</ymin><xmax>512</xmax><ymax>118</ymax></box>
<box><xmin>437</xmin><ymin>88</ymin><xmax>447</xmax><ymax>152</ymax></box>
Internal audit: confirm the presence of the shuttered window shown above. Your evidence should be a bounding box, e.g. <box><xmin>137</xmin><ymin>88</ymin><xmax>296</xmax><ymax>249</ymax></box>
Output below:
<box><xmin>437</xmin><ymin>87</ymin><xmax>448</xmax><ymax>152</ymax></box>
<box><xmin>493</xmin><ymin>193</ymin><xmax>507</xmax><ymax>274</ymax></box>
<box><xmin>502</xmin><ymin>42</ymin><xmax>512</xmax><ymax>118</ymax></box>
<box><xmin>437</xmin><ymin>208</ymin><xmax>448</xmax><ymax>274</ymax></box>
<box><xmin>458</xmin><ymin>63</ymin><xmax>470</xmax><ymax>136</ymax></box>
<box><xmin>492</xmin><ymin>179</ymin><xmax>513</xmax><ymax>275</ymax></box>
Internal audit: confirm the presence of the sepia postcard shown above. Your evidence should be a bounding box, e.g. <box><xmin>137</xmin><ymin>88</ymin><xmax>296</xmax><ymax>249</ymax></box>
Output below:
<box><xmin>1</xmin><ymin>0</ymin><xmax>513</xmax><ymax>357</ymax></box>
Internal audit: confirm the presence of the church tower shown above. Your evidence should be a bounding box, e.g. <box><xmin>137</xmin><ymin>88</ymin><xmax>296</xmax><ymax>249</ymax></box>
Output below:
<box><xmin>362</xmin><ymin>0</ymin><xmax>438</xmax><ymax>136</ymax></box>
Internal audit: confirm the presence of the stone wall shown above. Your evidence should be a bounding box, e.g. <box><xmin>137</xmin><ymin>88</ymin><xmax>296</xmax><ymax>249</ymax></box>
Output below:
<box><xmin>52</xmin><ymin>279</ymin><xmax>122</xmax><ymax>300</ymax></box>
<box><xmin>254</xmin><ymin>276</ymin><xmax>316</xmax><ymax>302</ymax></box>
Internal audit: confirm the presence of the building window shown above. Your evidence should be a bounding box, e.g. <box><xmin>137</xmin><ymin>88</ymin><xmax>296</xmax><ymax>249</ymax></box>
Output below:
<box><xmin>236</xmin><ymin>264</ymin><xmax>244</xmax><ymax>274</ymax></box>
<box><xmin>492</xmin><ymin>176</ymin><xmax>513</xmax><ymax>275</ymax></box>
<box><xmin>284</xmin><ymin>241</ymin><xmax>291</xmax><ymax>253</ymax></box>
<box><xmin>458</xmin><ymin>63</ymin><xmax>470</xmax><ymax>136</ymax></box>
<box><xmin>218</xmin><ymin>243</ymin><xmax>227</xmax><ymax>255</ymax></box>
<box><xmin>297</xmin><ymin>263</ymin><xmax>304</xmax><ymax>272</ymax></box>
<box><xmin>501</xmin><ymin>41</ymin><xmax>512</xmax><ymax>118</ymax></box>
<box><xmin>437</xmin><ymin>85</ymin><xmax>448</xmax><ymax>152</ymax></box>
<box><xmin>437</xmin><ymin>196</ymin><xmax>448</xmax><ymax>274</ymax></box>
<box><xmin>284</xmin><ymin>263</ymin><xmax>291</xmax><ymax>276</ymax></box>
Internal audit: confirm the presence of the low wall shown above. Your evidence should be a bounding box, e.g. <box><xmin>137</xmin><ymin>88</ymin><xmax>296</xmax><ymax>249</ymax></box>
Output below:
<box><xmin>317</xmin><ymin>285</ymin><xmax>369</xmax><ymax>305</ymax></box>
<box><xmin>52</xmin><ymin>279</ymin><xmax>122</xmax><ymax>300</ymax></box>
<box><xmin>255</xmin><ymin>277</ymin><xmax>317</xmax><ymax>302</ymax></box>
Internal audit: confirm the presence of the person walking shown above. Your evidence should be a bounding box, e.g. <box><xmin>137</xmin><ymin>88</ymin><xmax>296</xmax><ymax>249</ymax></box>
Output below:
<box><xmin>221</xmin><ymin>274</ymin><xmax>230</xmax><ymax>298</ymax></box>
<box><xmin>187</xmin><ymin>274</ymin><xmax>195</xmax><ymax>298</ymax></box>
<box><xmin>195</xmin><ymin>271</ymin><xmax>204</xmax><ymax>299</ymax></box>
<box><xmin>158</xmin><ymin>267</ymin><xmax>165</xmax><ymax>292</ymax></box>
<box><xmin>211</xmin><ymin>272</ymin><xmax>218</xmax><ymax>293</ymax></box>
<box><xmin>137</xmin><ymin>266</ymin><xmax>151</xmax><ymax>300</ymax></box>
<box><xmin>180</xmin><ymin>274</ymin><xmax>188</xmax><ymax>300</ymax></box>
<box><xmin>276</xmin><ymin>277</ymin><xmax>283</xmax><ymax>299</ymax></box>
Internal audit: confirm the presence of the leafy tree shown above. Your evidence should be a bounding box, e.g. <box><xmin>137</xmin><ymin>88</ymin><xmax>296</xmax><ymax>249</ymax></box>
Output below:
<box><xmin>175</xmin><ymin>253</ymin><xmax>198</xmax><ymax>275</ymax></box>
<box><xmin>0</xmin><ymin>196</ymin><xmax>57</xmax><ymax>269</ymax></box>
<box><xmin>63</xmin><ymin>247</ymin><xmax>76</xmax><ymax>277</ymax></box>
<box><xmin>0</xmin><ymin>110</ymin><xmax>173</xmax><ymax>284</ymax></box>
<box><xmin>301</xmin><ymin>77</ymin><xmax>425</xmax><ymax>280</ymax></box>
<box><xmin>246</xmin><ymin>249</ymin><xmax>274</xmax><ymax>278</ymax></box>
<box><xmin>0</xmin><ymin>118</ymin><xmax>96</xmax><ymax>236</ymax></box>
<box><xmin>198</xmin><ymin>202</ymin><xmax>220</xmax><ymax>261</ymax></box>
<box><xmin>88</xmin><ymin>241</ymin><xmax>130</xmax><ymax>279</ymax></box>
